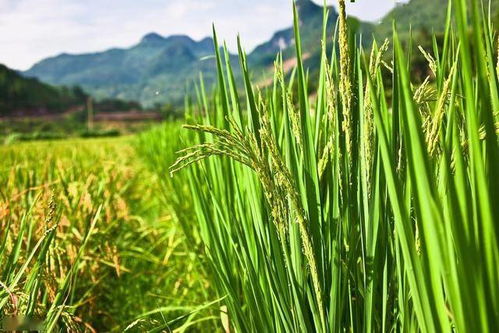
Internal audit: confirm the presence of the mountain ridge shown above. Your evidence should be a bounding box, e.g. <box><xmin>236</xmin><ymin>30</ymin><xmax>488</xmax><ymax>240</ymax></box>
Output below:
<box><xmin>24</xmin><ymin>33</ymin><xmax>220</xmax><ymax>106</ymax></box>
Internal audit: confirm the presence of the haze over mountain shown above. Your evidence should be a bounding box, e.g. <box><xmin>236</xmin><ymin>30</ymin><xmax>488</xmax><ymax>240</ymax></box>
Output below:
<box><xmin>21</xmin><ymin>0</ymin><xmax>499</xmax><ymax>106</ymax></box>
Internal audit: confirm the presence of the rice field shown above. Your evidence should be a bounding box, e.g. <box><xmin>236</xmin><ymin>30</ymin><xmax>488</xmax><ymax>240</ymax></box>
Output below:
<box><xmin>0</xmin><ymin>137</ymin><xmax>215</xmax><ymax>332</ymax></box>
<box><xmin>2</xmin><ymin>0</ymin><xmax>499</xmax><ymax>331</ymax></box>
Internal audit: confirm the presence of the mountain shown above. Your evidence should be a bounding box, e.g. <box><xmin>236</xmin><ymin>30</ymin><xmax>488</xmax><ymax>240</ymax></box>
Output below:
<box><xmin>22</xmin><ymin>0</ymin><xmax>498</xmax><ymax>107</ymax></box>
<box><xmin>249</xmin><ymin>0</ymin><xmax>337</xmax><ymax>66</ymax></box>
<box><xmin>247</xmin><ymin>0</ymin><xmax>376</xmax><ymax>75</ymax></box>
<box><xmin>376</xmin><ymin>0</ymin><xmax>451</xmax><ymax>38</ymax></box>
<box><xmin>376</xmin><ymin>0</ymin><xmax>499</xmax><ymax>38</ymax></box>
<box><xmin>0</xmin><ymin>64</ymin><xmax>86</xmax><ymax>117</ymax></box>
<box><xmin>24</xmin><ymin>34</ymin><xmax>221</xmax><ymax>107</ymax></box>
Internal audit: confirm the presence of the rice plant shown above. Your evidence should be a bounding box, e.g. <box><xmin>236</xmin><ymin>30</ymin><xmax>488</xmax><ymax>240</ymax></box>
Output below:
<box><xmin>168</xmin><ymin>0</ymin><xmax>499</xmax><ymax>331</ymax></box>
<box><xmin>1</xmin><ymin>137</ymin><xmax>214</xmax><ymax>331</ymax></box>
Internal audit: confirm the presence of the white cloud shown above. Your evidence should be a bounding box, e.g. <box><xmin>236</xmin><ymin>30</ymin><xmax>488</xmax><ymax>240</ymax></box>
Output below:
<box><xmin>0</xmin><ymin>0</ymin><xmax>402</xmax><ymax>70</ymax></box>
<box><xmin>165</xmin><ymin>0</ymin><xmax>216</xmax><ymax>17</ymax></box>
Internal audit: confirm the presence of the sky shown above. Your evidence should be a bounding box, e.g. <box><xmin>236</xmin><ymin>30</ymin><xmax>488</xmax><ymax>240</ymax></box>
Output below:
<box><xmin>0</xmin><ymin>0</ymin><xmax>407</xmax><ymax>70</ymax></box>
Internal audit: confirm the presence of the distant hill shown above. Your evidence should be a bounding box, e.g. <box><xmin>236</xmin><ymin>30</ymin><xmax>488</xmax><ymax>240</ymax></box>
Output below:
<box><xmin>0</xmin><ymin>64</ymin><xmax>86</xmax><ymax>117</ymax></box>
<box><xmin>21</xmin><ymin>0</ymin><xmax>499</xmax><ymax>107</ymax></box>
<box><xmin>249</xmin><ymin>0</ymin><xmax>374</xmax><ymax>66</ymax></box>
<box><xmin>376</xmin><ymin>0</ymin><xmax>499</xmax><ymax>38</ymax></box>
<box><xmin>0</xmin><ymin>64</ymin><xmax>144</xmax><ymax>118</ymax></box>
<box><xmin>24</xmin><ymin>34</ymin><xmax>223</xmax><ymax>107</ymax></box>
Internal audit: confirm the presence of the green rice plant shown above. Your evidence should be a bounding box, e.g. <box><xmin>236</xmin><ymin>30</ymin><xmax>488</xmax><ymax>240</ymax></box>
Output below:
<box><xmin>168</xmin><ymin>0</ymin><xmax>499</xmax><ymax>331</ymax></box>
<box><xmin>136</xmin><ymin>122</ymin><xmax>221</xmax><ymax>331</ymax></box>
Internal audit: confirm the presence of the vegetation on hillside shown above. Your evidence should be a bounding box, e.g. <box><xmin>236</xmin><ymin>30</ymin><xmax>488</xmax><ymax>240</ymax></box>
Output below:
<box><xmin>376</xmin><ymin>0</ymin><xmax>499</xmax><ymax>37</ymax></box>
<box><xmin>0</xmin><ymin>64</ymin><xmax>86</xmax><ymax>116</ymax></box>
<box><xmin>0</xmin><ymin>63</ymin><xmax>145</xmax><ymax>119</ymax></box>
<box><xmin>24</xmin><ymin>35</ymin><xmax>223</xmax><ymax>107</ymax></box>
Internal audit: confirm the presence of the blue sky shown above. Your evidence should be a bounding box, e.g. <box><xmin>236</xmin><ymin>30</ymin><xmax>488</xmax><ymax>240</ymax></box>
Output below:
<box><xmin>0</xmin><ymin>0</ymin><xmax>407</xmax><ymax>70</ymax></box>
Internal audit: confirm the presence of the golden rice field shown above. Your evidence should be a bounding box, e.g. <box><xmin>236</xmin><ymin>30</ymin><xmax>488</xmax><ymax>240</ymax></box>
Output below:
<box><xmin>0</xmin><ymin>136</ymin><xmax>216</xmax><ymax>332</ymax></box>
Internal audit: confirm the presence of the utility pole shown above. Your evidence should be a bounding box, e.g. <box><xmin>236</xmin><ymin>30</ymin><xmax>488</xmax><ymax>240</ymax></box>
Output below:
<box><xmin>87</xmin><ymin>97</ymin><xmax>94</xmax><ymax>130</ymax></box>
